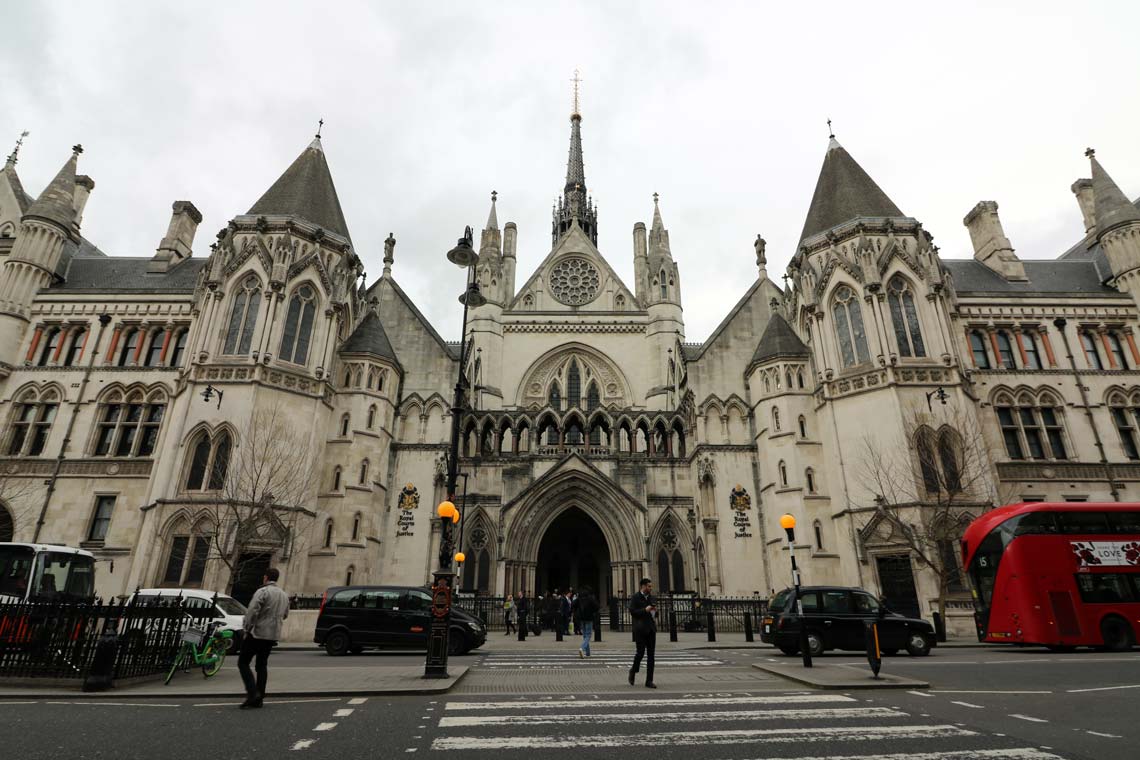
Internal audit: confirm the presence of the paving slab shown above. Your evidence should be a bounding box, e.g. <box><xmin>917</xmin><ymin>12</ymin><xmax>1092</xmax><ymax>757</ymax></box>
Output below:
<box><xmin>752</xmin><ymin>661</ymin><xmax>930</xmax><ymax>689</ymax></box>
<box><xmin>0</xmin><ymin>663</ymin><xmax>468</xmax><ymax>699</ymax></box>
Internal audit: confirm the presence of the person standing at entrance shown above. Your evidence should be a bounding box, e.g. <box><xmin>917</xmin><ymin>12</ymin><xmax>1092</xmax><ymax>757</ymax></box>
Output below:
<box><xmin>576</xmin><ymin>586</ymin><xmax>598</xmax><ymax>658</ymax></box>
<box><xmin>559</xmin><ymin>590</ymin><xmax>572</xmax><ymax>636</ymax></box>
<box><xmin>516</xmin><ymin>591</ymin><xmax>529</xmax><ymax>641</ymax></box>
<box><xmin>628</xmin><ymin>577</ymin><xmax>657</xmax><ymax>688</ymax></box>
<box><xmin>504</xmin><ymin>595</ymin><xmax>516</xmax><ymax>636</ymax></box>
<box><xmin>238</xmin><ymin>567</ymin><xmax>290</xmax><ymax>709</ymax></box>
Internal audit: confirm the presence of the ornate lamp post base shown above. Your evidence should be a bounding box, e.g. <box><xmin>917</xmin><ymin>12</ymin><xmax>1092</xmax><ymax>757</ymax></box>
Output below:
<box><xmin>424</xmin><ymin>569</ymin><xmax>455</xmax><ymax>679</ymax></box>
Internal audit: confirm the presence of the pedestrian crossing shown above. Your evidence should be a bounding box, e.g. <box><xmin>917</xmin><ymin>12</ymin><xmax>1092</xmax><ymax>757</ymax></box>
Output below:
<box><xmin>477</xmin><ymin>650</ymin><xmax>723</xmax><ymax>669</ymax></box>
<box><xmin>426</xmin><ymin>692</ymin><xmax>1068</xmax><ymax>758</ymax></box>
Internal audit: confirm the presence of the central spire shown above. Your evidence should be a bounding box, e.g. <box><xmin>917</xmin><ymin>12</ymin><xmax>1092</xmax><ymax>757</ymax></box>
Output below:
<box><xmin>552</xmin><ymin>70</ymin><xmax>598</xmax><ymax>246</ymax></box>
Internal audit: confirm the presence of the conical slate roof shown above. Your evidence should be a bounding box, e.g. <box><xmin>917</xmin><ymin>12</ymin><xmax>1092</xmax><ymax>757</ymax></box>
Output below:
<box><xmin>340</xmin><ymin>310</ymin><xmax>399</xmax><ymax>364</ymax></box>
<box><xmin>799</xmin><ymin>137</ymin><xmax>904</xmax><ymax>244</ymax></box>
<box><xmin>751</xmin><ymin>313</ymin><xmax>809</xmax><ymax>365</ymax></box>
<box><xmin>1089</xmin><ymin>152</ymin><xmax>1140</xmax><ymax>237</ymax></box>
<box><xmin>25</xmin><ymin>149</ymin><xmax>79</xmax><ymax>228</ymax></box>
<box><xmin>247</xmin><ymin>136</ymin><xmax>351</xmax><ymax>241</ymax></box>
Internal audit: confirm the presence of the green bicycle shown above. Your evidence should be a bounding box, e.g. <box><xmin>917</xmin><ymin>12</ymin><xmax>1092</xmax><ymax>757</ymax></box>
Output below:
<box><xmin>164</xmin><ymin>621</ymin><xmax>234</xmax><ymax>685</ymax></box>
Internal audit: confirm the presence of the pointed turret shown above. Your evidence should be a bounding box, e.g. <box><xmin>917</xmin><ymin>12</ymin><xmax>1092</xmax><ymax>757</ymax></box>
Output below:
<box><xmin>480</xmin><ymin>191</ymin><xmax>502</xmax><ymax>255</ymax></box>
<box><xmin>551</xmin><ymin>77</ymin><xmax>598</xmax><ymax>246</ymax></box>
<box><xmin>1085</xmin><ymin>150</ymin><xmax>1140</xmax><ymax>293</ymax></box>
<box><xmin>247</xmin><ymin>134</ymin><xmax>351</xmax><ymax>242</ymax></box>
<box><xmin>24</xmin><ymin>146</ymin><xmax>80</xmax><ymax>231</ymax></box>
<box><xmin>647</xmin><ymin>193</ymin><xmax>679</xmax><ymax>306</ymax></box>
<box><xmin>1088</xmin><ymin>149</ymin><xmax>1140</xmax><ymax>238</ymax></box>
<box><xmin>750</xmin><ymin>313</ymin><xmax>810</xmax><ymax>368</ymax></box>
<box><xmin>799</xmin><ymin>136</ymin><xmax>904</xmax><ymax>245</ymax></box>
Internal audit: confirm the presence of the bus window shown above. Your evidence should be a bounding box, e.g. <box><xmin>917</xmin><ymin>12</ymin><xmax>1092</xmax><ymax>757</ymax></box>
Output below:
<box><xmin>0</xmin><ymin>545</ymin><xmax>34</xmax><ymax>601</ymax></box>
<box><xmin>969</xmin><ymin>532</ymin><xmax>1004</xmax><ymax>607</ymax></box>
<box><xmin>1012</xmin><ymin>512</ymin><xmax>1058</xmax><ymax>535</ymax></box>
<box><xmin>32</xmin><ymin>551</ymin><xmax>95</xmax><ymax>601</ymax></box>
<box><xmin>1055</xmin><ymin>511</ymin><xmax>1111</xmax><ymax>534</ymax></box>
<box><xmin>1109</xmin><ymin>511</ymin><xmax>1140</xmax><ymax>534</ymax></box>
<box><xmin>1075</xmin><ymin>573</ymin><xmax>1139</xmax><ymax>604</ymax></box>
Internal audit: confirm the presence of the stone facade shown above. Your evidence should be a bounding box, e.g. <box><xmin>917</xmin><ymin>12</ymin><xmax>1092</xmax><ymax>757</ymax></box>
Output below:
<box><xmin>1</xmin><ymin>121</ymin><xmax>1138</xmax><ymax>635</ymax></box>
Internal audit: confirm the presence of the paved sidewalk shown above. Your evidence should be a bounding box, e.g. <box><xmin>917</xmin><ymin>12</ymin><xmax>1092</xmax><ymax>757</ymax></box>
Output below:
<box><xmin>752</xmin><ymin>661</ymin><xmax>930</xmax><ymax>689</ymax></box>
<box><xmin>0</xmin><ymin>663</ymin><xmax>468</xmax><ymax>699</ymax></box>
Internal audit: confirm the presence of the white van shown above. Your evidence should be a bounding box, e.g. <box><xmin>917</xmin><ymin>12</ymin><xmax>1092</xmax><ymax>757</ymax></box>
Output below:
<box><xmin>131</xmin><ymin>588</ymin><xmax>247</xmax><ymax>646</ymax></box>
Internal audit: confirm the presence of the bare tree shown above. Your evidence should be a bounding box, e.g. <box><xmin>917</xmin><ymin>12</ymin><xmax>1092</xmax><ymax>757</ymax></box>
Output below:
<box><xmin>0</xmin><ymin>472</ymin><xmax>37</xmax><ymax>541</ymax></box>
<box><xmin>855</xmin><ymin>401</ymin><xmax>1010</xmax><ymax>626</ymax></box>
<box><xmin>195</xmin><ymin>404</ymin><xmax>318</xmax><ymax>592</ymax></box>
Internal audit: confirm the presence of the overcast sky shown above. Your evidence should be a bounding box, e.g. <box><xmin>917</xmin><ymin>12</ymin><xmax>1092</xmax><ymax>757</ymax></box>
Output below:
<box><xmin>4</xmin><ymin>1</ymin><xmax>1139</xmax><ymax>341</ymax></box>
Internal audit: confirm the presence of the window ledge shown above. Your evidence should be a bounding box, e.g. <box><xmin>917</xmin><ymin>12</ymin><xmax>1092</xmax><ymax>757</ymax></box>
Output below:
<box><xmin>804</xmin><ymin>493</ymin><xmax>828</xmax><ymax>501</ymax></box>
<box><xmin>774</xmin><ymin>486</ymin><xmax>802</xmax><ymax>495</ymax></box>
<box><xmin>810</xmin><ymin>551</ymin><xmax>840</xmax><ymax>559</ymax></box>
<box><xmin>770</xmin><ymin>430</ymin><xmax>795</xmax><ymax>440</ymax></box>
<box><xmin>346</xmin><ymin>484</ymin><xmax>372</xmax><ymax>493</ymax></box>
<box><xmin>309</xmin><ymin>549</ymin><xmax>336</xmax><ymax>558</ymax></box>
<box><xmin>337</xmin><ymin>541</ymin><xmax>366</xmax><ymax>550</ymax></box>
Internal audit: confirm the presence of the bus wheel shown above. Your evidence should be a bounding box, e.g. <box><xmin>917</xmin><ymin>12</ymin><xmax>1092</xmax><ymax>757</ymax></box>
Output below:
<box><xmin>1100</xmin><ymin>616</ymin><xmax>1134</xmax><ymax>652</ymax></box>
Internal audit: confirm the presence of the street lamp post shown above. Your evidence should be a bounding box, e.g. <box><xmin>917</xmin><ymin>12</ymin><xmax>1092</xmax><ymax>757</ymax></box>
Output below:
<box><xmin>780</xmin><ymin>513</ymin><xmax>812</xmax><ymax>668</ymax></box>
<box><xmin>424</xmin><ymin>226</ymin><xmax>486</xmax><ymax>679</ymax></box>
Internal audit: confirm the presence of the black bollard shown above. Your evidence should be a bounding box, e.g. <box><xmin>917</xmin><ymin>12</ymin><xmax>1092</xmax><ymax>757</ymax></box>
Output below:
<box><xmin>669</xmin><ymin>610</ymin><xmax>678</xmax><ymax>643</ymax></box>
<box><xmin>82</xmin><ymin>631</ymin><xmax>119</xmax><ymax>692</ymax></box>
<box><xmin>707</xmin><ymin>610</ymin><xmax>716</xmax><ymax>642</ymax></box>
<box><xmin>518</xmin><ymin>614</ymin><xmax>527</xmax><ymax>641</ymax></box>
<box><xmin>932</xmin><ymin>611</ymin><xmax>946</xmax><ymax>643</ymax></box>
<box><xmin>744</xmin><ymin>609</ymin><xmax>754</xmax><ymax>642</ymax></box>
<box><xmin>594</xmin><ymin>612</ymin><xmax>601</xmax><ymax>642</ymax></box>
<box><xmin>555</xmin><ymin>611</ymin><xmax>563</xmax><ymax>642</ymax></box>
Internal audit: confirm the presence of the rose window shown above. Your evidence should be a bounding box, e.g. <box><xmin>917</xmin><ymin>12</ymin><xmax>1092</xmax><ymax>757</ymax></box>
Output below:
<box><xmin>548</xmin><ymin>257</ymin><xmax>601</xmax><ymax>306</ymax></box>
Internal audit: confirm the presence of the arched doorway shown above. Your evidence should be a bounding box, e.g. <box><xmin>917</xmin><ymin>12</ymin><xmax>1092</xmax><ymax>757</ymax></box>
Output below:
<box><xmin>535</xmin><ymin>507</ymin><xmax>611</xmax><ymax>599</ymax></box>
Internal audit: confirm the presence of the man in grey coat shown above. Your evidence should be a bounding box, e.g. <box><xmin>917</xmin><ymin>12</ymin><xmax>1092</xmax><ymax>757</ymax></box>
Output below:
<box><xmin>238</xmin><ymin>567</ymin><xmax>290</xmax><ymax>709</ymax></box>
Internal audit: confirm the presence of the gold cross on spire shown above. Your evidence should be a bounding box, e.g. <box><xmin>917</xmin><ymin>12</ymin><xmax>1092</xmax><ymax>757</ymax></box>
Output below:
<box><xmin>571</xmin><ymin>68</ymin><xmax>582</xmax><ymax>117</ymax></box>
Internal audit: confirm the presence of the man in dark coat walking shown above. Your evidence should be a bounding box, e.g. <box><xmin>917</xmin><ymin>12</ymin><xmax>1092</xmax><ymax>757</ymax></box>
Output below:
<box><xmin>516</xmin><ymin>591</ymin><xmax>529</xmax><ymax>641</ymax></box>
<box><xmin>628</xmin><ymin>577</ymin><xmax>657</xmax><ymax>688</ymax></box>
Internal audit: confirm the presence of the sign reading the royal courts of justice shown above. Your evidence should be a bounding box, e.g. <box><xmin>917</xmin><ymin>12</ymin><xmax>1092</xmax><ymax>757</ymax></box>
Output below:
<box><xmin>730</xmin><ymin>484</ymin><xmax>753</xmax><ymax>538</ymax></box>
<box><xmin>396</xmin><ymin>483</ymin><xmax>419</xmax><ymax>537</ymax></box>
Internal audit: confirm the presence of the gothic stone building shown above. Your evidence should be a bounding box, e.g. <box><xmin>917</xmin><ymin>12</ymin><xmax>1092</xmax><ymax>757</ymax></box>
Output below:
<box><xmin>2</xmin><ymin>114</ymin><xmax>1139</xmax><ymax>632</ymax></box>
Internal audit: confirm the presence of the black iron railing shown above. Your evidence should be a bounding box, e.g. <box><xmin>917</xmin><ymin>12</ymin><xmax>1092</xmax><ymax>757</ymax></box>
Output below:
<box><xmin>451</xmin><ymin>593</ymin><xmax>767</xmax><ymax>633</ymax></box>
<box><xmin>0</xmin><ymin>597</ymin><xmax>213</xmax><ymax>682</ymax></box>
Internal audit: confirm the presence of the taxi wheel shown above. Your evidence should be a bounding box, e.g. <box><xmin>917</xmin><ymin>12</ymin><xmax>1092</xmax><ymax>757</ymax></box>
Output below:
<box><xmin>804</xmin><ymin>631</ymin><xmax>825</xmax><ymax>656</ymax></box>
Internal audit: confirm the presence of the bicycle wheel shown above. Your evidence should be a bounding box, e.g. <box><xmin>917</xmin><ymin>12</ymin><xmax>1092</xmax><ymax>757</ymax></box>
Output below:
<box><xmin>164</xmin><ymin>645</ymin><xmax>185</xmax><ymax>685</ymax></box>
<box><xmin>201</xmin><ymin>638</ymin><xmax>226</xmax><ymax>677</ymax></box>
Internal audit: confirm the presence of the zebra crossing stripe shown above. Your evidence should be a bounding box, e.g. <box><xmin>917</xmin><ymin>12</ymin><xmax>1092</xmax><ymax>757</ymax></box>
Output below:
<box><xmin>430</xmin><ymin>724</ymin><xmax>977</xmax><ymax>750</ymax></box>
<box><xmin>446</xmin><ymin>694</ymin><xmax>858</xmax><ymax>711</ymax></box>
<box><xmin>440</xmin><ymin>706</ymin><xmax>905</xmax><ymax>727</ymax></box>
<box><xmin>715</xmin><ymin>751</ymin><xmax>1064</xmax><ymax>760</ymax></box>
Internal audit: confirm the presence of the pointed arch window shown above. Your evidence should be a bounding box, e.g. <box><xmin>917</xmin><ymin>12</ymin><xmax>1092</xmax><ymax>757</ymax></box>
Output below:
<box><xmin>184</xmin><ymin>430</ymin><xmax>231</xmax><ymax>492</ymax></box>
<box><xmin>548</xmin><ymin>382</ymin><xmax>562</xmax><ymax>412</ymax></box>
<box><xmin>223</xmin><ymin>275</ymin><xmax>261</xmax><ymax>355</ymax></box>
<box><xmin>1080</xmin><ymin>329</ymin><xmax>1104</xmax><ymax>370</ymax></box>
<box><xmin>37</xmin><ymin>327</ymin><xmax>62</xmax><ymax>366</ymax></box>
<box><xmin>340</xmin><ymin>414</ymin><xmax>350</xmax><ymax>437</ymax></box>
<box><xmin>332</xmin><ymin>466</ymin><xmax>342</xmax><ymax>491</ymax></box>
<box><xmin>168</xmin><ymin>328</ymin><xmax>189</xmax><ymax>367</ymax></box>
<box><xmin>6</xmin><ymin>388</ymin><xmax>59</xmax><ymax>456</ymax></box>
<box><xmin>1109</xmin><ymin>392</ymin><xmax>1140</xmax><ymax>460</ymax></box>
<box><xmin>280</xmin><ymin>284</ymin><xmax>317</xmax><ymax>364</ymax></box>
<box><xmin>887</xmin><ymin>276</ymin><xmax>926</xmax><ymax>357</ymax></box>
<box><xmin>994</xmin><ymin>392</ymin><xmax>1069</xmax><ymax>461</ymax></box>
<box><xmin>831</xmin><ymin>285</ymin><xmax>870</xmax><ymax>367</ymax></box>
<box><xmin>352</xmin><ymin>513</ymin><xmax>361</xmax><ymax>541</ymax></box>
<box><xmin>914</xmin><ymin>428</ymin><xmax>940</xmax><ymax>492</ymax></box>
<box><xmin>586</xmin><ymin>382</ymin><xmax>601</xmax><ymax>445</ymax></box>
<box><xmin>367</xmin><ymin>405</ymin><xmax>377</xmax><ymax>429</ymax></box>
<box><xmin>805</xmin><ymin>467</ymin><xmax>816</xmax><ymax>493</ymax></box>
<box><xmin>813</xmin><ymin>519</ymin><xmax>825</xmax><ymax>550</ymax></box>
<box><xmin>93</xmin><ymin>389</ymin><xmax>166</xmax><ymax>457</ymax></box>
<box><xmin>62</xmin><ymin>327</ymin><xmax>86</xmax><ymax>367</ymax></box>
<box><xmin>660</xmin><ymin>269</ymin><xmax>668</xmax><ymax>300</ymax></box>
<box><xmin>938</xmin><ymin>429</ymin><xmax>962</xmax><ymax>493</ymax></box>
<box><xmin>359</xmin><ymin>459</ymin><xmax>370</xmax><ymax>485</ymax></box>
<box><xmin>772</xmin><ymin>407</ymin><xmax>780</xmax><ymax>432</ymax></box>
<box><xmin>117</xmin><ymin>328</ymin><xmax>140</xmax><ymax>366</ymax></box>
<box><xmin>778</xmin><ymin>460</ymin><xmax>788</xmax><ymax>487</ymax></box>
<box><xmin>567</xmin><ymin>360</ymin><xmax>581</xmax><ymax>407</ymax></box>
<box><xmin>144</xmin><ymin>330</ymin><xmax>165</xmax><ymax>367</ymax></box>
<box><xmin>969</xmin><ymin>330</ymin><xmax>990</xmax><ymax>368</ymax></box>
<box><xmin>798</xmin><ymin>415</ymin><xmax>807</xmax><ymax>439</ymax></box>
<box><xmin>323</xmin><ymin>519</ymin><xmax>334</xmax><ymax>549</ymax></box>
<box><xmin>995</xmin><ymin>330</ymin><xmax>1016</xmax><ymax>368</ymax></box>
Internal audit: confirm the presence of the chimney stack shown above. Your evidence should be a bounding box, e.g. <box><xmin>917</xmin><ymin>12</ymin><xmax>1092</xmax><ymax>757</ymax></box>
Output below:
<box><xmin>73</xmin><ymin>175</ymin><xmax>95</xmax><ymax>229</ymax></box>
<box><xmin>963</xmin><ymin>200</ymin><xmax>1027</xmax><ymax>281</ymax></box>
<box><xmin>149</xmin><ymin>200</ymin><xmax>202</xmax><ymax>273</ymax></box>
<box><xmin>1071</xmin><ymin>179</ymin><xmax>1096</xmax><ymax>234</ymax></box>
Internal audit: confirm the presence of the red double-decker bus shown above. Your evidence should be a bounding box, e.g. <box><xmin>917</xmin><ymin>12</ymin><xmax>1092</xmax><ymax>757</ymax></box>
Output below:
<box><xmin>961</xmin><ymin>502</ymin><xmax>1140</xmax><ymax>650</ymax></box>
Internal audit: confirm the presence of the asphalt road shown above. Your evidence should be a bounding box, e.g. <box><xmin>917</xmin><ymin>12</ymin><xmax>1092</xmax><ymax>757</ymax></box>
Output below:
<box><xmin>1</xmin><ymin>645</ymin><xmax>1137</xmax><ymax>760</ymax></box>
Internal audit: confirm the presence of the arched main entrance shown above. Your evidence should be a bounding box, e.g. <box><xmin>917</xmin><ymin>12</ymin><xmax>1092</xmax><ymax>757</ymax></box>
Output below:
<box><xmin>535</xmin><ymin>507</ymin><xmax>611</xmax><ymax>599</ymax></box>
